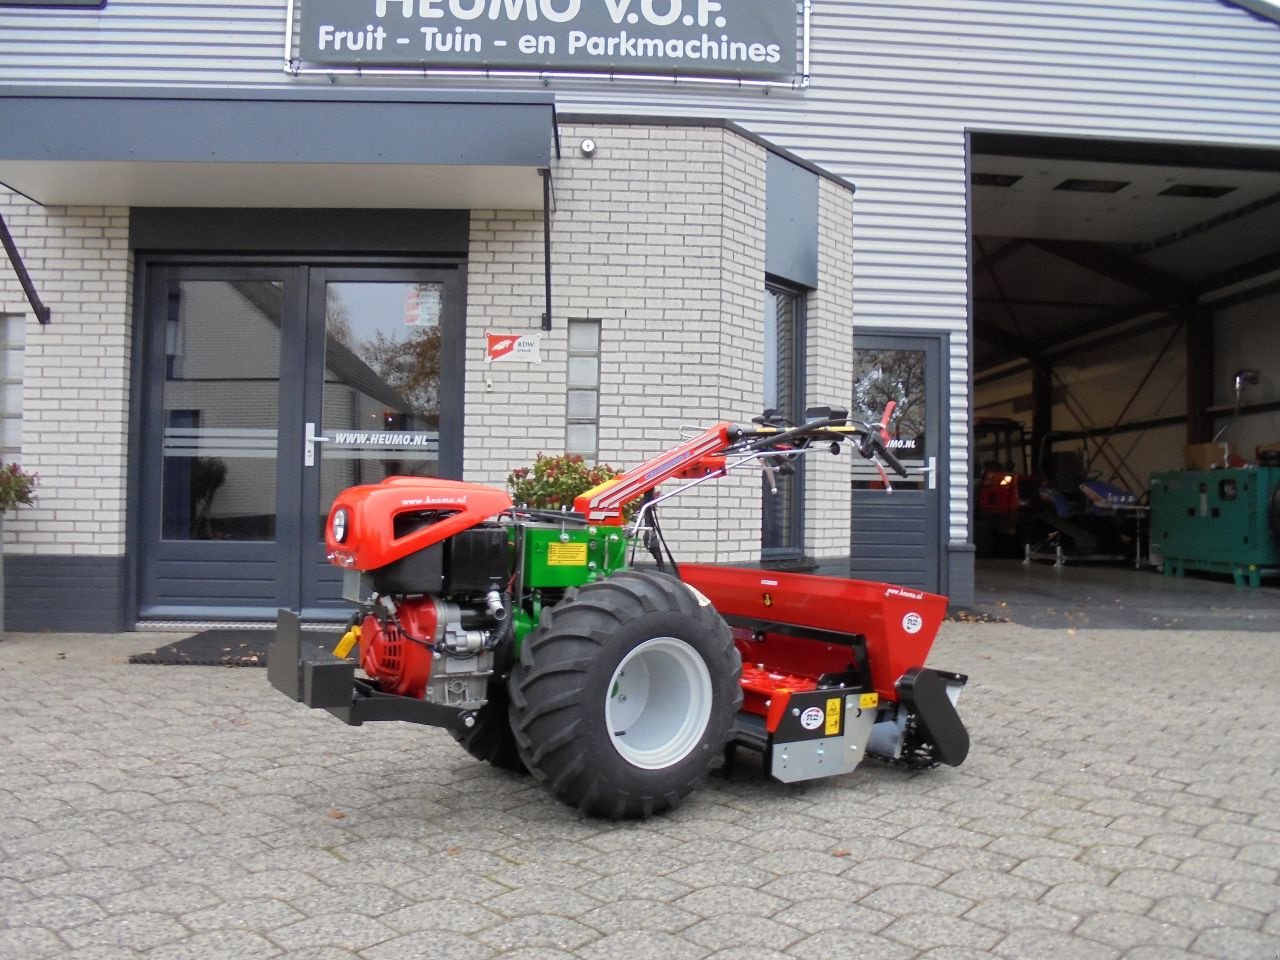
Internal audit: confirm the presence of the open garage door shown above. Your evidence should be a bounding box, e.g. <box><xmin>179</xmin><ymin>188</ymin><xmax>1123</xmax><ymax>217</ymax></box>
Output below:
<box><xmin>968</xmin><ymin>134</ymin><xmax>1280</xmax><ymax>581</ymax></box>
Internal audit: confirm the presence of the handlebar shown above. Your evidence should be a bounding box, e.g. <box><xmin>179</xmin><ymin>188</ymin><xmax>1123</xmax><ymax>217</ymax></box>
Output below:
<box><xmin>731</xmin><ymin>401</ymin><xmax>909</xmax><ymax>478</ymax></box>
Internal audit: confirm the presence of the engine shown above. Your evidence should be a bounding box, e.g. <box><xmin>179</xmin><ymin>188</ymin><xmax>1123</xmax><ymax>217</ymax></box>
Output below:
<box><xmin>358</xmin><ymin>592</ymin><xmax>505</xmax><ymax>708</ymax></box>
<box><xmin>324</xmin><ymin>478</ymin><xmax>516</xmax><ymax>708</ymax></box>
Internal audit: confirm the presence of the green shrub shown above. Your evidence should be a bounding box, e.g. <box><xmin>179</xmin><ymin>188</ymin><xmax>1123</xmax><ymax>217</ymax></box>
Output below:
<box><xmin>507</xmin><ymin>453</ymin><xmax>624</xmax><ymax>514</ymax></box>
<box><xmin>0</xmin><ymin>462</ymin><xmax>38</xmax><ymax>512</ymax></box>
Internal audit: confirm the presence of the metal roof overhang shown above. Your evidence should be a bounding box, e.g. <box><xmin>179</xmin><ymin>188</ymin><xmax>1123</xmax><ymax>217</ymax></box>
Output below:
<box><xmin>0</xmin><ymin>87</ymin><xmax>556</xmax><ymax>209</ymax></box>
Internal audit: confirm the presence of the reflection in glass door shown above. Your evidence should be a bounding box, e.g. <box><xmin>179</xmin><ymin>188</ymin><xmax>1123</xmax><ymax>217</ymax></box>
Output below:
<box><xmin>300</xmin><ymin>268</ymin><xmax>463</xmax><ymax>617</ymax></box>
<box><xmin>161</xmin><ymin>280</ymin><xmax>282</xmax><ymax>542</ymax></box>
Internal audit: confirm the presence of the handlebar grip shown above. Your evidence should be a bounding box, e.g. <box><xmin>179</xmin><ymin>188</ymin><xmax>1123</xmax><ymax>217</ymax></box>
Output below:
<box><xmin>872</xmin><ymin>434</ymin><xmax>909</xmax><ymax>478</ymax></box>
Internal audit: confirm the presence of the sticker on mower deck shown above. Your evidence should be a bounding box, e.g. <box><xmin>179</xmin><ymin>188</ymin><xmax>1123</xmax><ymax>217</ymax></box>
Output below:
<box><xmin>800</xmin><ymin>706</ymin><xmax>825</xmax><ymax>731</ymax></box>
<box><xmin>902</xmin><ymin>612</ymin><xmax>924</xmax><ymax>634</ymax></box>
<box><xmin>547</xmin><ymin>542</ymin><xmax>588</xmax><ymax>566</ymax></box>
<box><xmin>824</xmin><ymin>697</ymin><xmax>842</xmax><ymax>735</ymax></box>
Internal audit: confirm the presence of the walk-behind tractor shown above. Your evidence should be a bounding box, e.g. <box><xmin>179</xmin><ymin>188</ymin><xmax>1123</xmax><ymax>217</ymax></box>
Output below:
<box><xmin>269</xmin><ymin>404</ymin><xmax>969</xmax><ymax>819</ymax></box>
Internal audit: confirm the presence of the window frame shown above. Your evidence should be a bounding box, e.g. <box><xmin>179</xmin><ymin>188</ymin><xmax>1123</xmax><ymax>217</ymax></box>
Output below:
<box><xmin>761</xmin><ymin>280</ymin><xmax>806</xmax><ymax>560</ymax></box>
<box><xmin>565</xmin><ymin>318</ymin><xmax>602</xmax><ymax>459</ymax></box>
<box><xmin>0</xmin><ymin>313</ymin><xmax>24</xmax><ymax>464</ymax></box>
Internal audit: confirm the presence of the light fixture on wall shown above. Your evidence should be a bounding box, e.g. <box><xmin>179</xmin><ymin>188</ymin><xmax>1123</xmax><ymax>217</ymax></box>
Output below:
<box><xmin>580</xmin><ymin>138</ymin><xmax>597</xmax><ymax>158</ymax></box>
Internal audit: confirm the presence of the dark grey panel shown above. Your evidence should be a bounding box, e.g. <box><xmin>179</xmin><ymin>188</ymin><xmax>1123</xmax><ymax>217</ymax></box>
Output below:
<box><xmin>4</xmin><ymin>555</ymin><xmax>128</xmax><ymax>632</ymax></box>
<box><xmin>0</xmin><ymin>92</ymin><xmax>553</xmax><ymax>167</ymax></box>
<box><xmin>131</xmin><ymin>209</ymin><xmax>469</xmax><ymax>255</ymax></box>
<box><xmin>766</xmin><ymin>152</ymin><xmax>819</xmax><ymax>289</ymax></box>
<box><xmin>947</xmin><ymin>544</ymin><xmax>976</xmax><ymax>607</ymax></box>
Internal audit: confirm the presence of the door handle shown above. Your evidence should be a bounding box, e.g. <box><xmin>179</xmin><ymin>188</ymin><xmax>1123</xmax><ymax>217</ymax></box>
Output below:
<box><xmin>919</xmin><ymin>456</ymin><xmax>938</xmax><ymax>490</ymax></box>
<box><xmin>304</xmin><ymin>421</ymin><xmax>330</xmax><ymax>467</ymax></box>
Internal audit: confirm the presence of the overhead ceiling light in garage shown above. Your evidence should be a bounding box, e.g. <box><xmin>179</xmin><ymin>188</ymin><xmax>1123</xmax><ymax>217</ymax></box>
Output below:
<box><xmin>971</xmin><ymin>172</ymin><xmax>1022</xmax><ymax>187</ymax></box>
<box><xmin>1055</xmin><ymin>178</ymin><xmax>1130</xmax><ymax>193</ymax></box>
<box><xmin>1158</xmin><ymin>183</ymin><xmax>1238</xmax><ymax>198</ymax></box>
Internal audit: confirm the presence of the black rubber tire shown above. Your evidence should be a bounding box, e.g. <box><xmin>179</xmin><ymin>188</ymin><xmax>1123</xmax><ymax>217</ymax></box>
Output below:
<box><xmin>449</xmin><ymin>679</ymin><xmax>527</xmax><ymax>773</ymax></box>
<box><xmin>508</xmin><ymin>570</ymin><xmax>741</xmax><ymax>820</ymax></box>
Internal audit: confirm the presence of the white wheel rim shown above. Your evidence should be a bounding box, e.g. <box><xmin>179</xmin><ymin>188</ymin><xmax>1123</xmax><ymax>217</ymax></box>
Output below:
<box><xmin>605</xmin><ymin>636</ymin><xmax>714</xmax><ymax>769</ymax></box>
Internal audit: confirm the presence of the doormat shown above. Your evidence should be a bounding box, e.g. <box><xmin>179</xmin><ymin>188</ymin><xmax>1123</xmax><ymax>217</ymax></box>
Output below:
<box><xmin>129</xmin><ymin>629</ymin><xmax>273</xmax><ymax>667</ymax></box>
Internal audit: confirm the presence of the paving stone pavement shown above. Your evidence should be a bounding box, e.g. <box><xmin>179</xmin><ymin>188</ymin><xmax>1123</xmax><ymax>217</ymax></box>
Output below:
<box><xmin>1</xmin><ymin>622</ymin><xmax>1279</xmax><ymax>960</ymax></box>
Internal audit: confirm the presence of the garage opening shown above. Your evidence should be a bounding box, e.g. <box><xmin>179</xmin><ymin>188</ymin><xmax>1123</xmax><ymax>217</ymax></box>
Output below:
<box><xmin>967</xmin><ymin>132</ymin><xmax>1280</xmax><ymax>608</ymax></box>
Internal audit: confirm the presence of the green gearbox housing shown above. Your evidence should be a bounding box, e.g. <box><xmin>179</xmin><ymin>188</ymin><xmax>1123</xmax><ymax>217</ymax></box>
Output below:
<box><xmin>509</xmin><ymin>522</ymin><xmax>634</xmax><ymax>647</ymax></box>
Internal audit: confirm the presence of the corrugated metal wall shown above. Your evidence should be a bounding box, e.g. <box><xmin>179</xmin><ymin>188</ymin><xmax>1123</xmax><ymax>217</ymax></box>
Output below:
<box><xmin>4</xmin><ymin>0</ymin><xmax>1280</xmax><ymax>550</ymax></box>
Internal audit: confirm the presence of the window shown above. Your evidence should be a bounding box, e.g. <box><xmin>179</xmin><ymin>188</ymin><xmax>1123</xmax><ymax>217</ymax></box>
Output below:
<box><xmin>565</xmin><ymin>319</ymin><xmax>601</xmax><ymax>457</ymax></box>
<box><xmin>0</xmin><ymin>314</ymin><xmax>24</xmax><ymax>463</ymax></box>
<box><xmin>762</xmin><ymin>284</ymin><xmax>804</xmax><ymax>556</ymax></box>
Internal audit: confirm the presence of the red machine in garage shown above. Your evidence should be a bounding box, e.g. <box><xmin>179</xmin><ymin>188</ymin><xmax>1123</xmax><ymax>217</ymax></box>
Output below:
<box><xmin>271</xmin><ymin>403</ymin><xmax>969</xmax><ymax>819</ymax></box>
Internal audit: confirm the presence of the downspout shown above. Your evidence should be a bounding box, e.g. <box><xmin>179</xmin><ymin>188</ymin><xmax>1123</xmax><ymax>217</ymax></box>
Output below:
<box><xmin>541</xmin><ymin>168</ymin><xmax>553</xmax><ymax>332</ymax></box>
<box><xmin>0</xmin><ymin>212</ymin><xmax>51</xmax><ymax>324</ymax></box>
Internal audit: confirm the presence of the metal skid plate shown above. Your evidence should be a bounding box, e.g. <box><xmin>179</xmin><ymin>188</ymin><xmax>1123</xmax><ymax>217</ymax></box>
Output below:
<box><xmin>769</xmin><ymin>689</ymin><xmax>879</xmax><ymax>783</ymax></box>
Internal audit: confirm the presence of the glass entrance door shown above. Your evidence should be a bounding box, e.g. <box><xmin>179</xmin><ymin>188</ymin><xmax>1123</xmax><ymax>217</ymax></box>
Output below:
<box><xmin>850</xmin><ymin>333</ymin><xmax>945</xmax><ymax>592</ymax></box>
<box><xmin>298</xmin><ymin>267</ymin><xmax>464</xmax><ymax>617</ymax></box>
<box><xmin>138</xmin><ymin>262</ymin><xmax>463</xmax><ymax>622</ymax></box>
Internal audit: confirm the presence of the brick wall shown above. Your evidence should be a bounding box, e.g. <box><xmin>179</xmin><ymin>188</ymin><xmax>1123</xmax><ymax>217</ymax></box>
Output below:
<box><xmin>0</xmin><ymin>188</ymin><xmax>131</xmax><ymax>557</ymax></box>
<box><xmin>805</xmin><ymin>177</ymin><xmax>856</xmax><ymax>559</ymax></box>
<box><xmin>465</xmin><ymin>123</ymin><xmax>769</xmax><ymax>564</ymax></box>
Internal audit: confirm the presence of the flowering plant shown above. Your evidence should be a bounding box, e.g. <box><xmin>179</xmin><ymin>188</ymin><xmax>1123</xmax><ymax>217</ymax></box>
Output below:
<box><xmin>0</xmin><ymin>462</ymin><xmax>38</xmax><ymax>512</ymax></box>
<box><xmin>507</xmin><ymin>453</ymin><xmax>624</xmax><ymax>515</ymax></box>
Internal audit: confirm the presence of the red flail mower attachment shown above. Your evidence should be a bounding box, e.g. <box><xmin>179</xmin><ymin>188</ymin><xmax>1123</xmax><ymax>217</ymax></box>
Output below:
<box><xmin>682</xmin><ymin>564</ymin><xmax>968</xmax><ymax>776</ymax></box>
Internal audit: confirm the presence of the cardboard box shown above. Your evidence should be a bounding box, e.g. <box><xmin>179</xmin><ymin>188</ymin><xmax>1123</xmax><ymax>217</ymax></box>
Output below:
<box><xmin>1184</xmin><ymin>442</ymin><xmax>1233</xmax><ymax>470</ymax></box>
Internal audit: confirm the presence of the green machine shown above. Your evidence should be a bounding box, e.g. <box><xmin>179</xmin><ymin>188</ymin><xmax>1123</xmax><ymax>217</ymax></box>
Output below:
<box><xmin>1150</xmin><ymin>467</ymin><xmax>1280</xmax><ymax>587</ymax></box>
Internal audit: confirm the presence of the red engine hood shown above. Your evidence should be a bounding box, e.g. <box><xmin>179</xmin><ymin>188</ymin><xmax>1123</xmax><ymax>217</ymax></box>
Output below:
<box><xmin>326</xmin><ymin>477</ymin><xmax>512</xmax><ymax>572</ymax></box>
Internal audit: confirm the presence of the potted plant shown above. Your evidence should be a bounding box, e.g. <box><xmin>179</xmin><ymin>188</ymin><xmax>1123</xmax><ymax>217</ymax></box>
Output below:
<box><xmin>507</xmin><ymin>453</ymin><xmax>624</xmax><ymax>515</ymax></box>
<box><xmin>0</xmin><ymin>462</ymin><xmax>38</xmax><ymax>636</ymax></box>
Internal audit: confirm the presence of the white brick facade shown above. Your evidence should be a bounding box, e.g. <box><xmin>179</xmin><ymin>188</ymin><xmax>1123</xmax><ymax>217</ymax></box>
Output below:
<box><xmin>465</xmin><ymin>122</ymin><xmax>854</xmax><ymax>565</ymax></box>
<box><xmin>0</xmin><ymin>188</ymin><xmax>132</xmax><ymax>557</ymax></box>
<box><xmin>804</xmin><ymin>178</ymin><xmax>856</xmax><ymax>559</ymax></box>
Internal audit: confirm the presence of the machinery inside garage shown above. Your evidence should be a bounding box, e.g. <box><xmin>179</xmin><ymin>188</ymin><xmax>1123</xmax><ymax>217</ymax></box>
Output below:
<box><xmin>968</xmin><ymin>133</ymin><xmax>1280</xmax><ymax>592</ymax></box>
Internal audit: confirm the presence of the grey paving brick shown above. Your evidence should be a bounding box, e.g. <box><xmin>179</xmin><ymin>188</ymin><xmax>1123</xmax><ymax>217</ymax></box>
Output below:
<box><xmin>267</xmin><ymin>915</ymin><xmax>398</xmax><ymax>952</ymax></box>
<box><xmin>784</xmin><ymin>930</ymin><xmax>915</xmax><ymax>959</ymax></box>
<box><xmin>993</xmin><ymin>928</ymin><xmax>1121</xmax><ymax>960</ymax></box>
<box><xmin>1040</xmin><ymin>881</ymin><xmax>1154</xmax><ymax>916</ymax></box>
<box><xmin>0</xmin><ymin>926</ymin><xmax>65</xmax><ymax>960</ymax></box>
<box><xmin>962</xmin><ymin>895</ymin><xmax>1080</xmax><ymax>932</ymax></box>
<box><xmin>879</xmin><ymin>913</ymin><xmax>1003</xmax><ymax>951</ymax></box>
<box><xmin>1216</xmin><ymin>879</ymin><xmax>1280</xmax><ymax>913</ymax></box>
<box><xmin>672</xmin><ymin>884</ymin><xmax>789</xmax><ymax>918</ymax></box>
<box><xmin>1075</xmin><ymin>912</ymin><xmax>1195</xmax><ymax>949</ymax></box>
<box><xmin>1147</xmin><ymin>895</ymin><xmax>1263</xmax><ymax>932</ymax></box>
<box><xmin>681</xmin><ymin>914</ymin><xmax>807</xmax><ymax>950</ymax></box>
<box><xmin>938</xmin><ymin>867</ymin><xmax>1048</xmax><ymax>901</ymax></box>
<box><xmin>577</xmin><ymin>930</ymin><xmax>708</xmax><ymax>960</ymax></box>
<box><xmin>359</xmin><ymin>933</ymin><xmax>496</xmax><ymax>960</ymax></box>
<box><xmin>858</xmin><ymin>882</ymin><xmax>975</xmax><ymax>917</ymax></box>
<box><xmin>61</xmin><ymin>912</ymin><xmax>191</xmax><ymax>951</ymax></box>
<box><xmin>769</xmin><ymin>898</ymin><xmax>894</xmax><ymax>935</ymax></box>
<box><xmin>475</xmin><ymin>915</ymin><xmax>599</xmax><ymax>951</ymax></box>
<box><xmin>1189</xmin><ymin>925</ymin><xmax>1280</xmax><ymax>959</ymax></box>
<box><xmin>147</xmin><ymin>929</ymin><xmax>284</xmax><ymax>960</ymax></box>
<box><xmin>5</xmin><ymin>893</ymin><xmax>107</xmax><ymax>929</ymax></box>
<box><xmin>1110</xmin><ymin>868</ymin><xmax>1217</xmax><ymax>900</ymax></box>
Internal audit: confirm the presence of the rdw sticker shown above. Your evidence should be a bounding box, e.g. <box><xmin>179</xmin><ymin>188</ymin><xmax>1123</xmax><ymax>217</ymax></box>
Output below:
<box><xmin>799</xmin><ymin>706</ymin><xmax>825</xmax><ymax>731</ymax></box>
<box><xmin>902</xmin><ymin>612</ymin><xmax>923</xmax><ymax>634</ymax></box>
<box><xmin>484</xmin><ymin>331</ymin><xmax>542</xmax><ymax>363</ymax></box>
